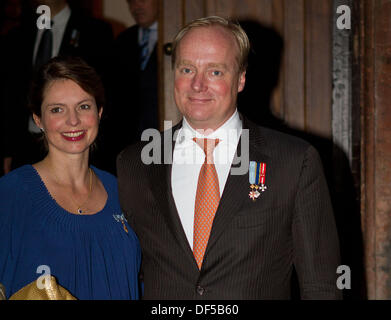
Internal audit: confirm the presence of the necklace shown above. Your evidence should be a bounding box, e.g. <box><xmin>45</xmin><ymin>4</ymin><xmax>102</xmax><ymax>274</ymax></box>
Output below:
<box><xmin>72</xmin><ymin>168</ymin><xmax>93</xmax><ymax>214</ymax></box>
<box><xmin>50</xmin><ymin>167</ymin><xmax>93</xmax><ymax>215</ymax></box>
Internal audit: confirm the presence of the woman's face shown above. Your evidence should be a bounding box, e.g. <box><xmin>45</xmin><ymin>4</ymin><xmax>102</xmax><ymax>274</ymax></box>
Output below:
<box><xmin>33</xmin><ymin>79</ymin><xmax>102</xmax><ymax>157</ymax></box>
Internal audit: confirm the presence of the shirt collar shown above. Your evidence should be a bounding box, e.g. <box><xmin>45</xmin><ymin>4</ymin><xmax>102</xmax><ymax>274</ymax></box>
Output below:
<box><xmin>138</xmin><ymin>21</ymin><xmax>158</xmax><ymax>44</ymax></box>
<box><xmin>140</xmin><ymin>21</ymin><xmax>158</xmax><ymax>32</ymax></box>
<box><xmin>148</xmin><ymin>21</ymin><xmax>158</xmax><ymax>31</ymax></box>
<box><xmin>52</xmin><ymin>4</ymin><xmax>71</xmax><ymax>28</ymax></box>
<box><xmin>177</xmin><ymin>109</ymin><xmax>242</xmax><ymax>147</ymax></box>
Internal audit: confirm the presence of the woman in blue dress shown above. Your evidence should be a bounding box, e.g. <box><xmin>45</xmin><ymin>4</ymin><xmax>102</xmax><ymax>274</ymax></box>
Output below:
<box><xmin>0</xmin><ymin>56</ymin><xmax>141</xmax><ymax>300</ymax></box>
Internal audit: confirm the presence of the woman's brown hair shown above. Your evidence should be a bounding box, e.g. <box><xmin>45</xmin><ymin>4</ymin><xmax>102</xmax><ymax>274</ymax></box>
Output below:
<box><xmin>29</xmin><ymin>56</ymin><xmax>105</xmax><ymax>118</ymax></box>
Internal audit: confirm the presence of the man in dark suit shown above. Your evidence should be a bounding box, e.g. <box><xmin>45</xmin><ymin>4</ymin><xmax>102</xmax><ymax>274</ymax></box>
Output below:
<box><xmin>2</xmin><ymin>0</ymin><xmax>113</xmax><ymax>173</ymax></box>
<box><xmin>105</xmin><ymin>0</ymin><xmax>158</xmax><ymax>174</ymax></box>
<box><xmin>117</xmin><ymin>16</ymin><xmax>342</xmax><ymax>299</ymax></box>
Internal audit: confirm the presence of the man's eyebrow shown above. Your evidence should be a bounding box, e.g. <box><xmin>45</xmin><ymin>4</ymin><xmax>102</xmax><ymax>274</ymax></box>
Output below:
<box><xmin>177</xmin><ymin>60</ymin><xmax>194</xmax><ymax>67</ymax></box>
<box><xmin>177</xmin><ymin>61</ymin><xmax>229</xmax><ymax>70</ymax></box>
<box><xmin>207</xmin><ymin>63</ymin><xmax>228</xmax><ymax>70</ymax></box>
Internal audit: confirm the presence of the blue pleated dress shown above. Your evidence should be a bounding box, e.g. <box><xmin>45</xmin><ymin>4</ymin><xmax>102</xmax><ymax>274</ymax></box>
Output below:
<box><xmin>0</xmin><ymin>165</ymin><xmax>141</xmax><ymax>300</ymax></box>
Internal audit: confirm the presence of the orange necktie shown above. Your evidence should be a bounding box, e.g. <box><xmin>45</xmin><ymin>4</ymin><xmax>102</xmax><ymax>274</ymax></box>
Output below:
<box><xmin>193</xmin><ymin>138</ymin><xmax>220</xmax><ymax>269</ymax></box>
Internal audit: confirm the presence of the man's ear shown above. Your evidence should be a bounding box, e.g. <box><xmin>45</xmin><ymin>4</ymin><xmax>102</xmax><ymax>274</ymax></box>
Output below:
<box><xmin>238</xmin><ymin>71</ymin><xmax>246</xmax><ymax>93</ymax></box>
<box><xmin>32</xmin><ymin>114</ymin><xmax>42</xmax><ymax>129</ymax></box>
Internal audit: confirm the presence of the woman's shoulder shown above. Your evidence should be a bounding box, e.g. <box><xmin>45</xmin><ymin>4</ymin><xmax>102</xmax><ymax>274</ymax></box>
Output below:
<box><xmin>0</xmin><ymin>165</ymin><xmax>33</xmax><ymax>194</ymax></box>
<box><xmin>0</xmin><ymin>165</ymin><xmax>35</xmax><ymax>223</ymax></box>
<box><xmin>91</xmin><ymin>166</ymin><xmax>118</xmax><ymax>189</ymax></box>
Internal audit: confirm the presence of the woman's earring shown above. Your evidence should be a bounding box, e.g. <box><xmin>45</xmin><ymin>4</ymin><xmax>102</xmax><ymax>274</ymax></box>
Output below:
<box><xmin>40</xmin><ymin>128</ymin><xmax>44</xmax><ymax>133</ymax></box>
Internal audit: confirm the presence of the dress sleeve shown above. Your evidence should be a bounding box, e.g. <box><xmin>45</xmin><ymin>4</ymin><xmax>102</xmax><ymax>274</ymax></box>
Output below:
<box><xmin>292</xmin><ymin>145</ymin><xmax>342</xmax><ymax>299</ymax></box>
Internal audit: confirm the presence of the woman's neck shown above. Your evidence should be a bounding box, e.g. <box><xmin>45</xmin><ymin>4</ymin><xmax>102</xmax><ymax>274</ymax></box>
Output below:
<box><xmin>39</xmin><ymin>152</ymin><xmax>90</xmax><ymax>188</ymax></box>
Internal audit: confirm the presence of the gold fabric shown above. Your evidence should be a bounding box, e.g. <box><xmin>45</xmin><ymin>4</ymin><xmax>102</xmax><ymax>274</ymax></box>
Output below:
<box><xmin>0</xmin><ymin>283</ymin><xmax>6</xmax><ymax>300</ymax></box>
<box><xmin>9</xmin><ymin>276</ymin><xmax>76</xmax><ymax>300</ymax></box>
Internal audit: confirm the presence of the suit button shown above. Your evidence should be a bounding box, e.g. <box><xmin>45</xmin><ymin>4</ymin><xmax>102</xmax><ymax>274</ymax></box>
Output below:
<box><xmin>196</xmin><ymin>286</ymin><xmax>205</xmax><ymax>296</ymax></box>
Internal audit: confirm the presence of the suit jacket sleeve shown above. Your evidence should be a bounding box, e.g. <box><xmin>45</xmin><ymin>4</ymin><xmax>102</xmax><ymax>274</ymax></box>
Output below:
<box><xmin>292</xmin><ymin>145</ymin><xmax>342</xmax><ymax>299</ymax></box>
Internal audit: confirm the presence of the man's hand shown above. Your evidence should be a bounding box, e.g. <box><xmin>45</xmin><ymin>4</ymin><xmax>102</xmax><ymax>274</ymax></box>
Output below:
<box><xmin>3</xmin><ymin>157</ymin><xmax>12</xmax><ymax>174</ymax></box>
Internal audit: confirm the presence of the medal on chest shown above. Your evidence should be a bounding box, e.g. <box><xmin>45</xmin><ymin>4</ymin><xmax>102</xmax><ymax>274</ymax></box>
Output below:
<box><xmin>249</xmin><ymin>161</ymin><xmax>267</xmax><ymax>201</ymax></box>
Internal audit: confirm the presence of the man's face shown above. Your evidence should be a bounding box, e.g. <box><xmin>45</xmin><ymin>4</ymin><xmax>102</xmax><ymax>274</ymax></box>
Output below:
<box><xmin>174</xmin><ymin>26</ymin><xmax>246</xmax><ymax>132</ymax></box>
<box><xmin>127</xmin><ymin>0</ymin><xmax>158</xmax><ymax>28</ymax></box>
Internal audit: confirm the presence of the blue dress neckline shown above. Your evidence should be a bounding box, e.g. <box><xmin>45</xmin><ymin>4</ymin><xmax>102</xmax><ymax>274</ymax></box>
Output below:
<box><xmin>22</xmin><ymin>164</ymin><xmax>119</xmax><ymax>233</ymax></box>
<box><xmin>29</xmin><ymin>164</ymin><xmax>111</xmax><ymax>218</ymax></box>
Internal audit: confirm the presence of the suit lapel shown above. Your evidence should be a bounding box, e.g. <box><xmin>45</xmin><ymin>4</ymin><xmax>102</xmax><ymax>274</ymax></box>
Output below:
<box><xmin>205</xmin><ymin>117</ymin><xmax>271</xmax><ymax>257</ymax></box>
<box><xmin>148</xmin><ymin>122</ymin><xmax>198</xmax><ymax>268</ymax></box>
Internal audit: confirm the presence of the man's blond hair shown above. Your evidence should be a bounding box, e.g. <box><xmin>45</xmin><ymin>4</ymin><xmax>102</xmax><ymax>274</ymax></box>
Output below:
<box><xmin>171</xmin><ymin>16</ymin><xmax>250</xmax><ymax>73</ymax></box>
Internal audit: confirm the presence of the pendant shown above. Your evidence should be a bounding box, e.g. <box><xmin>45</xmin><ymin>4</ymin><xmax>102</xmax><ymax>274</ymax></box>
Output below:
<box><xmin>77</xmin><ymin>208</ymin><xmax>83</xmax><ymax>214</ymax></box>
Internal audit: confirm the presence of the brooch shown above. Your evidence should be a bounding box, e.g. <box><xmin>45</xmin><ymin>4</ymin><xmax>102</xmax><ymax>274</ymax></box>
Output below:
<box><xmin>113</xmin><ymin>214</ymin><xmax>129</xmax><ymax>233</ymax></box>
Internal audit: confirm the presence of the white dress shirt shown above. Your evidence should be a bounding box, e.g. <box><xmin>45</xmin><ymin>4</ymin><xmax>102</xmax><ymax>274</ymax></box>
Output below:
<box><xmin>33</xmin><ymin>5</ymin><xmax>71</xmax><ymax>64</ymax></box>
<box><xmin>171</xmin><ymin>110</ymin><xmax>242</xmax><ymax>249</ymax></box>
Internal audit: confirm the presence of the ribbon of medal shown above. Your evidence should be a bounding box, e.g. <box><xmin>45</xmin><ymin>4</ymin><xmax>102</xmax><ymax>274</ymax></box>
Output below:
<box><xmin>249</xmin><ymin>161</ymin><xmax>267</xmax><ymax>201</ymax></box>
